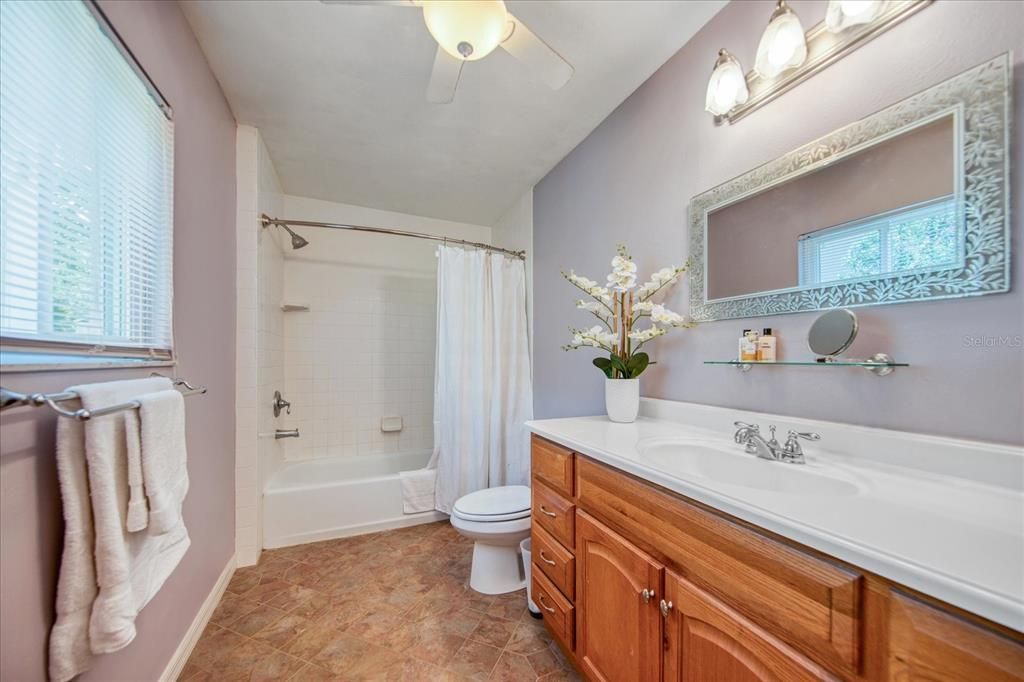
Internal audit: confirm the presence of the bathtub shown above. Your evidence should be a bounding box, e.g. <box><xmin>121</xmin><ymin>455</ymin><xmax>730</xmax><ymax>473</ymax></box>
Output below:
<box><xmin>262</xmin><ymin>451</ymin><xmax>447</xmax><ymax>549</ymax></box>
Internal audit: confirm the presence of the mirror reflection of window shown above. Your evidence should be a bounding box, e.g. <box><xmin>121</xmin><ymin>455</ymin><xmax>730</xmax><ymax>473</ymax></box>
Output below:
<box><xmin>797</xmin><ymin>195</ymin><xmax>961</xmax><ymax>286</ymax></box>
<box><xmin>705</xmin><ymin>114</ymin><xmax>957</xmax><ymax>301</ymax></box>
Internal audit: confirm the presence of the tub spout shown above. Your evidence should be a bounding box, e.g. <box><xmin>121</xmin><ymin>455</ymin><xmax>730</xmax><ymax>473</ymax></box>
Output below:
<box><xmin>275</xmin><ymin>428</ymin><xmax>300</xmax><ymax>440</ymax></box>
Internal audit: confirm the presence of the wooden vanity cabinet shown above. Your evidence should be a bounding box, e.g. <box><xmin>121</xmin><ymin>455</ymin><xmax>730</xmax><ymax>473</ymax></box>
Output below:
<box><xmin>527</xmin><ymin>436</ymin><xmax>1024</xmax><ymax>682</ymax></box>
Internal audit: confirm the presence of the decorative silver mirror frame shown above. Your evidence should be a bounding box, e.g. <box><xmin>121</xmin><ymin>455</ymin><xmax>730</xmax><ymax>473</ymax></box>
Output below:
<box><xmin>689</xmin><ymin>53</ymin><xmax>1012</xmax><ymax>322</ymax></box>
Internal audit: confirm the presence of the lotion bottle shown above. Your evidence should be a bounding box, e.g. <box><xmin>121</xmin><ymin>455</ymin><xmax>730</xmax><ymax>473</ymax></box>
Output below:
<box><xmin>757</xmin><ymin>328</ymin><xmax>777</xmax><ymax>362</ymax></box>
<box><xmin>740</xmin><ymin>330</ymin><xmax>759</xmax><ymax>362</ymax></box>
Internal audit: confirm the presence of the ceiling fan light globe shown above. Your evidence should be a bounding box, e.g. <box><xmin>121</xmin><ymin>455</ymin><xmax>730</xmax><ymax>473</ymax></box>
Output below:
<box><xmin>422</xmin><ymin>0</ymin><xmax>507</xmax><ymax>62</ymax></box>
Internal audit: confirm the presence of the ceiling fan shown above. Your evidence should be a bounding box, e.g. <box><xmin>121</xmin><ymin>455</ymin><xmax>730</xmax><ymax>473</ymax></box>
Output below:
<box><xmin>322</xmin><ymin>0</ymin><xmax>574</xmax><ymax>103</ymax></box>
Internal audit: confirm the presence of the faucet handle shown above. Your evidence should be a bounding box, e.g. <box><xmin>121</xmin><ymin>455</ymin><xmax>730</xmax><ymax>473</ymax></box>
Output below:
<box><xmin>782</xmin><ymin>430</ymin><xmax>821</xmax><ymax>459</ymax></box>
<box><xmin>733</xmin><ymin>421</ymin><xmax>759</xmax><ymax>431</ymax></box>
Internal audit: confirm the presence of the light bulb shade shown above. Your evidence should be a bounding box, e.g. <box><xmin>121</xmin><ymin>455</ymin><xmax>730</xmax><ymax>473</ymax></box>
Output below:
<box><xmin>754</xmin><ymin>1</ymin><xmax>808</xmax><ymax>78</ymax></box>
<box><xmin>825</xmin><ymin>0</ymin><xmax>884</xmax><ymax>33</ymax></box>
<box><xmin>422</xmin><ymin>0</ymin><xmax>508</xmax><ymax>62</ymax></box>
<box><xmin>705</xmin><ymin>49</ymin><xmax>749</xmax><ymax>116</ymax></box>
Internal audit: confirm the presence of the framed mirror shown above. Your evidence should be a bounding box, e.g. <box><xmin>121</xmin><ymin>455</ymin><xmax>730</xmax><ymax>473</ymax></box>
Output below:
<box><xmin>688</xmin><ymin>54</ymin><xmax>1011</xmax><ymax>322</ymax></box>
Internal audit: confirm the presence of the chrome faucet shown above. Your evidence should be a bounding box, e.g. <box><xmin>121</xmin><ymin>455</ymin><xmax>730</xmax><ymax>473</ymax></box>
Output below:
<box><xmin>274</xmin><ymin>428</ymin><xmax>300</xmax><ymax>440</ymax></box>
<box><xmin>732</xmin><ymin>421</ymin><xmax>820</xmax><ymax>464</ymax></box>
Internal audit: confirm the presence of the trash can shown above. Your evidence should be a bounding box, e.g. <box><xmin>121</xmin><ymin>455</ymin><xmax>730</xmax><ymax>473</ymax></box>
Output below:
<box><xmin>520</xmin><ymin>538</ymin><xmax>541</xmax><ymax>616</ymax></box>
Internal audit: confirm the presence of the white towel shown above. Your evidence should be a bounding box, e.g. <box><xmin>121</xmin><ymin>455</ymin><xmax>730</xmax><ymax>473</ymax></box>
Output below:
<box><xmin>49</xmin><ymin>377</ymin><xmax>191</xmax><ymax>681</ymax></box>
<box><xmin>400</xmin><ymin>468</ymin><xmax>437</xmax><ymax>514</ymax></box>
<box><xmin>128</xmin><ymin>389</ymin><xmax>189</xmax><ymax>534</ymax></box>
<box><xmin>49</xmin><ymin>414</ymin><xmax>98</xmax><ymax>682</ymax></box>
<box><xmin>400</xmin><ymin>420</ymin><xmax>441</xmax><ymax>514</ymax></box>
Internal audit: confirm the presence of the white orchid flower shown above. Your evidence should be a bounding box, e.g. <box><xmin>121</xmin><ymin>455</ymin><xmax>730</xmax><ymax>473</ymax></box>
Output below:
<box><xmin>633</xmin><ymin>300</ymin><xmax>653</xmax><ymax>312</ymax></box>
<box><xmin>576</xmin><ymin>299</ymin><xmax>602</xmax><ymax>313</ymax></box>
<box><xmin>650</xmin><ymin>304</ymin><xmax>689</xmax><ymax>327</ymax></box>
<box><xmin>628</xmin><ymin>326</ymin><xmax>667</xmax><ymax>343</ymax></box>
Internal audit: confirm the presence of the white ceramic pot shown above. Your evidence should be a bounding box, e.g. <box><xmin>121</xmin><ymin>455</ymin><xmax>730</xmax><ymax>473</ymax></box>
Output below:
<box><xmin>605</xmin><ymin>378</ymin><xmax>640</xmax><ymax>423</ymax></box>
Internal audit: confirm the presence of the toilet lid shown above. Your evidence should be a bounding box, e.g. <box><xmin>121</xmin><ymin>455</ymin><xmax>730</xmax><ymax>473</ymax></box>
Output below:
<box><xmin>453</xmin><ymin>485</ymin><xmax>531</xmax><ymax>521</ymax></box>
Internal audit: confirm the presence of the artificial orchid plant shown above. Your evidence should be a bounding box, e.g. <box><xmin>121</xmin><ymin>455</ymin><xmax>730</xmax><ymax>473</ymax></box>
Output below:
<box><xmin>562</xmin><ymin>246</ymin><xmax>694</xmax><ymax>379</ymax></box>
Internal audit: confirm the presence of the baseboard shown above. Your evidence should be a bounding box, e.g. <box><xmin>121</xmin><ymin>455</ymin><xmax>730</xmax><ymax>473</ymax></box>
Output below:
<box><xmin>159</xmin><ymin>554</ymin><xmax>236</xmax><ymax>682</ymax></box>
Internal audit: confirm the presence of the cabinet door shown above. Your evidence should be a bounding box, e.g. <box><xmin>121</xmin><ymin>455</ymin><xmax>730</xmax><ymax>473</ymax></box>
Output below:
<box><xmin>576</xmin><ymin>511</ymin><xmax>663</xmax><ymax>682</ymax></box>
<box><xmin>664</xmin><ymin>569</ymin><xmax>834</xmax><ymax>682</ymax></box>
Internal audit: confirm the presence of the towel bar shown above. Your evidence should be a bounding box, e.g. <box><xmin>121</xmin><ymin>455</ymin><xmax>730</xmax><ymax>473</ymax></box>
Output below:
<box><xmin>0</xmin><ymin>374</ymin><xmax>206</xmax><ymax>421</ymax></box>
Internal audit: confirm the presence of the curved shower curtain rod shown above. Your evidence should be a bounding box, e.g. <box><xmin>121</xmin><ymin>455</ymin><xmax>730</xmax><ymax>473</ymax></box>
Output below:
<box><xmin>260</xmin><ymin>214</ymin><xmax>526</xmax><ymax>260</ymax></box>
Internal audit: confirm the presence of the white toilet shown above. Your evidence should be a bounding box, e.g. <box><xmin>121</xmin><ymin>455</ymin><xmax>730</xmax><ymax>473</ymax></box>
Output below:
<box><xmin>450</xmin><ymin>485</ymin><xmax>532</xmax><ymax>595</ymax></box>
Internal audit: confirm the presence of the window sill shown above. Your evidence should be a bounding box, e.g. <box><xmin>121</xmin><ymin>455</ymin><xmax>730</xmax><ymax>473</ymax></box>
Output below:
<box><xmin>0</xmin><ymin>351</ymin><xmax>176</xmax><ymax>373</ymax></box>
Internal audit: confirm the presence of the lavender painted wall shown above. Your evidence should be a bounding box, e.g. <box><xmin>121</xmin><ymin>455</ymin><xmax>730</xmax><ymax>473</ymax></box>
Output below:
<box><xmin>534</xmin><ymin>0</ymin><xmax>1024</xmax><ymax>445</ymax></box>
<box><xmin>0</xmin><ymin>2</ymin><xmax>237</xmax><ymax>679</ymax></box>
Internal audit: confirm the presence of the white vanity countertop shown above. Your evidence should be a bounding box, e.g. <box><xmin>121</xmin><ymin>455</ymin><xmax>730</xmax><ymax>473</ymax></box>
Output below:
<box><xmin>526</xmin><ymin>399</ymin><xmax>1024</xmax><ymax>632</ymax></box>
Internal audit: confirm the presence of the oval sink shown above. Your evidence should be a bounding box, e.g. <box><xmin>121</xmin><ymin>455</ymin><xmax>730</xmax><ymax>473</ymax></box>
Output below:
<box><xmin>636</xmin><ymin>438</ymin><xmax>861</xmax><ymax>497</ymax></box>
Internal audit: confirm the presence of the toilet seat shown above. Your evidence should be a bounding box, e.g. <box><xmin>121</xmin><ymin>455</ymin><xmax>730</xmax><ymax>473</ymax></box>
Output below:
<box><xmin>452</xmin><ymin>485</ymin><xmax>531</xmax><ymax>523</ymax></box>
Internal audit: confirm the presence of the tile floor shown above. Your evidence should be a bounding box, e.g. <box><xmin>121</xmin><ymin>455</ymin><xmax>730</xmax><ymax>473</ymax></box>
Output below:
<box><xmin>181</xmin><ymin>521</ymin><xmax>580</xmax><ymax>681</ymax></box>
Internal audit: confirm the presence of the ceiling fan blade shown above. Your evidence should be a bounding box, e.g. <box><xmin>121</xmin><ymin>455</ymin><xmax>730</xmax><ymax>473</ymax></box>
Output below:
<box><xmin>319</xmin><ymin>1</ymin><xmax>417</xmax><ymax>6</ymax></box>
<box><xmin>500</xmin><ymin>13</ymin><xmax>574</xmax><ymax>90</ymax></box>
<box><xmin>426</xmin><ymin>46</ymin><xmax>463</xmax><ymax>104</ymax></box>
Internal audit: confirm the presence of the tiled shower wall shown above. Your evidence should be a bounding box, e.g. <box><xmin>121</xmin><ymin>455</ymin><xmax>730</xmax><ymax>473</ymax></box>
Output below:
<box><xmin>278</xmin><ymin>262</ymin><xmax>436</xmax><ymax>460</ymax></box>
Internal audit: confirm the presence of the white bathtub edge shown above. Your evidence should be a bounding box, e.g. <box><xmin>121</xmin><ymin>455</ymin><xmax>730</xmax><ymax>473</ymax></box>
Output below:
<box><xmin>264</xmin><ymin>510</ymin><xmax>448</xmax><ymax>549</ymax></box>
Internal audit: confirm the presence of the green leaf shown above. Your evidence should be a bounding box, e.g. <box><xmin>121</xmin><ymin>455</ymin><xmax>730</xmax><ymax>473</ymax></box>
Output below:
<box><xmin>608</xmin><ymin>355</ymin><xmax>629</xmax><ymax>378</ymax></box>
<box><xmin>626</xmin><ymin>352</ymin><xmax>650</xmax><ymax>378</ymax></box>
<box><xmin>592</xmin><ymin>356</ymin><xmax>614</xmax><ymax>378</ymax></box>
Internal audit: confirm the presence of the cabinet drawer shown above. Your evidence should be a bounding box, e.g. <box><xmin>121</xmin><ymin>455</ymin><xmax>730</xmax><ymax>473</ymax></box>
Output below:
<box><xmin>533</xmin><ymin>567</ymin><xmax>575</xmax><ymax>651</ymax></box>
<box><xmin>532</xmin><ymin>524</ymin><xmax>575</xmax><ymax>601</ymax></box>
<box><xmin>532</xmin><ymin>435</ymin><xmax>574</xmax><ymax>497</ymax></box>
<box><xmin>576</xmin><ymin>456</ymin><xmax>862</xmax><ymax>675</ymax></box>
<box><xmin>888</xmin><ymin>591</ymin><xmax>1024</xmax><ymax>681</ymax></box>
<box><xmin>533</xmin><ymin>481</ymin><xmax>575</xmax><ymax>549</ymax></box>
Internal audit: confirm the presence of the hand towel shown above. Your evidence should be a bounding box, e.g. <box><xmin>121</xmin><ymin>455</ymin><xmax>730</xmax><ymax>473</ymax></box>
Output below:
<box><xmin>137</xmin><ymin>389</ymin><xmax>189</xmax><ymax>534</ymax></box>
<box><xmin>124</xmin><ymin>410</ymin><xmax>148</xmax><ymax>532</ymax></box>
<box><xmin>400</xmin><ymin>468</ymin><xmax>437</xmax><ymax>514</ymax></box>
<box><xmin>49</xmin><ymin>413</ymin><xmax>98</xmax><ymax>682</ymax></box>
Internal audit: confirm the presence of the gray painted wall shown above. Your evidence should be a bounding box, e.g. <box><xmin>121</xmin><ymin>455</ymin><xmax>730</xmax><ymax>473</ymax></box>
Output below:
<box><xmin>0</xmin><ymin>1</ymin><xmax>237</xmax><ymax>679</ymax></box>
<box><xmin>534</xmin><ymin>0</ymin><xmax>1024</xmax><ymax>445</ymax></box>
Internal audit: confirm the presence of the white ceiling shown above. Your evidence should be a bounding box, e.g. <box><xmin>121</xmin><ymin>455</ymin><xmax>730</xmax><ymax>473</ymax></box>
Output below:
<box><xmin>180</xmin><ymin>0</ymin><xmax>726</xmax><ymax>225</ymax></box>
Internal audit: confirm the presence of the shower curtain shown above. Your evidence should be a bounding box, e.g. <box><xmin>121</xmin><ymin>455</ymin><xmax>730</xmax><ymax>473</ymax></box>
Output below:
<box><xmin>433</xmin><ymin>246</ymin><xmax>533</xmax><ymax>514</ymax></box>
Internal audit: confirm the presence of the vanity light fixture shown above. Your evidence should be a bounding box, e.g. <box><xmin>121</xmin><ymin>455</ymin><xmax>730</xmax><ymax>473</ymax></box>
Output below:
<box><xmin>706</xmin><ymin>0</ymin><xmax>932</xmax><ymax>123</ymax></box>
<box><xmin>825</xmin><ymin>0</ymin><xmax>885</xmax><ymax>33</ymax></box>
<box><xmin>705</xmin><ymin>49</ymin><xmax>750</xmax><ymax>117</ymax></box>
<box><xmin>754</xmin><ymin>0</ymin><xmax>808</xmax><ymax>78</ymax></box>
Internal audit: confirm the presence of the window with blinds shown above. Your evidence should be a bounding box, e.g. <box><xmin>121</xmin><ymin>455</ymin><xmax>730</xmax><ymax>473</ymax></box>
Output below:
<box><xmin>798</xmin><ymin>196</ymin><xmax>960</xmax><ymax>287</ymax></box>
<box><xmin>0</xmin><ymin>0</ymin><xmax>174</xmax><ymax>366</ymax></box>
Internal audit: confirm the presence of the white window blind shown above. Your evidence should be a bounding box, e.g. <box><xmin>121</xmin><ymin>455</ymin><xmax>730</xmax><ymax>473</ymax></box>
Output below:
<box><xmin>798</xmin><ymin>196</ymin><xmax>960</xmax><ymax>287</ymax></box>
<box><xmin>0</xmin><ymin>0</ymin><xmax>174</xmax><ymax>361</ymax></box>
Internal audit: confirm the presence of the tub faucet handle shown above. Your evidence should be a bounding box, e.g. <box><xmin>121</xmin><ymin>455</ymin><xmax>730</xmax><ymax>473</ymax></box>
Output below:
<box><xmin>273</xmin><ymin>390</ymin><xmax>291</xmax><ymax>417</ymax></box>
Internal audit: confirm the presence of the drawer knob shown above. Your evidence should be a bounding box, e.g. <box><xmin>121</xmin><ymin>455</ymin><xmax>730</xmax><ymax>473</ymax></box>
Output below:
<box><xmin>539</xmin><ymin>549</ymin><xmax>557</xmax><ymax>566</ymax></box>
<box><xmin>660</xmin><ymin>599</ymin><xmax>673</xmax><ymax>617</ymax></box>
<box><xmin>539</xmin><ymin>505</ymin><xmax>557</xmax><ymax>518</ymax></box>
<box><xmin>641</xmin><ymin>588</ymin><xmax>656</xmax><ymax>603</ymax></box>
<box><xmin>538</xmin><ymin>594</ymin><xmax>556</xmax><ymax>613</ymax></box>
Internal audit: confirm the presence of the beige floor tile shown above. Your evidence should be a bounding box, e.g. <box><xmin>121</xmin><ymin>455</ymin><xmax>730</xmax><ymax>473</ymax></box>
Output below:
<box><xmin>446</xmin><ymin>639</ymin><xmax>503</xmax><ymax>680</ymax></box>
<box><xmin>187</xmin><ymin>522</ymin><xmax>565</xmax><ymax>682</ymax></box>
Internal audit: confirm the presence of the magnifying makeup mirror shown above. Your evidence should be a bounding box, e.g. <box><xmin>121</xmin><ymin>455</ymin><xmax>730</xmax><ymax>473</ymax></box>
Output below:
<box><xmin>807</xmin><ymin>309</ymin><xmax>858</xmax><ymax>360</ymax></box>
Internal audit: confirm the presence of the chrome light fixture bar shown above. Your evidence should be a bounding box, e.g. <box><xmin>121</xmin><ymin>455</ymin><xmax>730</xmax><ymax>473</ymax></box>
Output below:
<box><xmin>712</xmin><ymin>0</ymin><xmax>933</xmax><ymax>124</ymax></box>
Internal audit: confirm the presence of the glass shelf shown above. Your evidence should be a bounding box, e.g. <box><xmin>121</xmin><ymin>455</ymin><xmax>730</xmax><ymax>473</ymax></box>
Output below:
<box><xmin>705</xmin><ymin>355</ymin><xmax>906</xmax><ymax>376</ymax></box>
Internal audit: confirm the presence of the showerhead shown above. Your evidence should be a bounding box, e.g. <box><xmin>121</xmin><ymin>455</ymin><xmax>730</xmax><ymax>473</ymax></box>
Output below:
<box><xmin>281</xmin><ymin>225</ymin><xmax>309</xmax><ymax>250</ymax></box>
